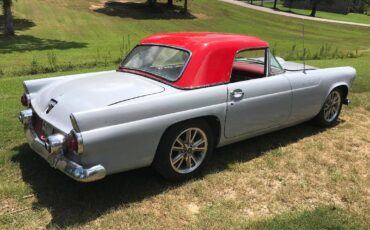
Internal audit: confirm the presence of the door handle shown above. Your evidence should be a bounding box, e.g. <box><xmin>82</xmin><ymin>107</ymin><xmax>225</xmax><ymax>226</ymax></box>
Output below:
<box><xmin>230</xmin><ymin>89</ymin><xmax>244</xmax><ymax>99</ymax></box>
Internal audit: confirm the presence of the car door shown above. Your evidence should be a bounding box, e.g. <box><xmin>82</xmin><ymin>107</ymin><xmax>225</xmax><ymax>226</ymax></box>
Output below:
<box><xmin>225</xmin><ymin>48</ymin><xmax>292</xmax><ymax>138</ymax></box>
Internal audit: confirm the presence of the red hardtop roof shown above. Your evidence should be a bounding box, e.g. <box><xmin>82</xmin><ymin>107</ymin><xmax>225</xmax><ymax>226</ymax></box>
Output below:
<box><xmin>140</xmin><ymin>32</ymin><xmax>268</xmax><ymax>52</ymax></box>
<box><xmin>137</xmin><ymin>32</ymin><xmax>269</xmax><ymax>89</ymax></box>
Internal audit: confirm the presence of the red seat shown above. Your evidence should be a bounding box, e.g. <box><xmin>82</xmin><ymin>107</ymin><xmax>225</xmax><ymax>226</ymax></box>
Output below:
<box><xmin>232</xmin><ymin>62</ymin><xmax>265</xmax><ymax>80</ymax></box>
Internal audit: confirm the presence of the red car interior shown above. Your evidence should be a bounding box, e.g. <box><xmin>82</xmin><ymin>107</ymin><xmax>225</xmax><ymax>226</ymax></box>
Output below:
<box><xmin>231</xmin><ymin>62</ymin><xmax>265</xmax><ymax>82</ymax></box>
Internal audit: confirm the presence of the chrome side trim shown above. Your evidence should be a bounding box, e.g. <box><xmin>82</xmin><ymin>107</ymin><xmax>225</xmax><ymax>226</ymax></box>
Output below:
<box><xmin>24</xmin><ymin>124</ymin><xmax>106</xmax><ymax>182</ymax></box>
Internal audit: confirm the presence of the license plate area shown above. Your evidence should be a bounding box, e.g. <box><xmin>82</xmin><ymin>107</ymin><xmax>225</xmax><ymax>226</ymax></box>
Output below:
<box><xmin>42</xmin><ymin>121</ymin><xmax>54</xmax><ymax>136</ymax></box>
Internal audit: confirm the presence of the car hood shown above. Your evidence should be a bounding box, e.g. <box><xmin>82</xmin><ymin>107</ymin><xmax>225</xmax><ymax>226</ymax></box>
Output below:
<box><xmin>31</xmin><ymin>71</ymin><xmax>165</xmax><ymax>132</ymax></box>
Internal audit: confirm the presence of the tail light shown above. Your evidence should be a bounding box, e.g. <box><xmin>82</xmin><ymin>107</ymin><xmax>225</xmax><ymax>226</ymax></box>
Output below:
<box><xmin>67</xmin><ymin>130</ymin><xmax>83</xmax><ymax>155</ymax></box>
<box><xmin>21</xmin><ymin>93</ymin><xmax>31</xmax><ymax>107</ymax></box>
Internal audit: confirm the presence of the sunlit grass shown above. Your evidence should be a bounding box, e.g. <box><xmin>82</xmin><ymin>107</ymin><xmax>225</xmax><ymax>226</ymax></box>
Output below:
<box><xmin>0</xmin><ymin>0</ymin><xmax>369</xmax><ymax>229</ymax></box>
<box><xmin>262</xmin><ymin>2</ymin><xmax>370</xmax><ymax>24</ymax></box>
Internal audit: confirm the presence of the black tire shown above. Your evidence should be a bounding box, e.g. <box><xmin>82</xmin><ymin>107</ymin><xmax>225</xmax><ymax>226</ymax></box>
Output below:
<box><xmin>314</xmin><ymin>88</ymin><xmax>343</xmax><ymax>127</ymax></box>
<box><xmin>153</xmin><ymin>120</ymin><xmax>215</xmax><ymax>181</ymax></box>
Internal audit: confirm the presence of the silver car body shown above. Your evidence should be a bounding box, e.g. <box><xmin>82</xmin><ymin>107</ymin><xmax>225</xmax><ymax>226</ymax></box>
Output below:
<box><xmin>21</xmin><ymin>56</ymin><xmax>356</xmax><ymax>182</ymax></box>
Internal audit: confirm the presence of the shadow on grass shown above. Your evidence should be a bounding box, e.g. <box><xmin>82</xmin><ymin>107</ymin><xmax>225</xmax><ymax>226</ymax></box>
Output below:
<box><xmin>0</xmin><ymin>16</ymin><xmax>36</xmax><ymax>32</ymax></box>
<box><xmin>0</xmin><ymin>35</ymin><xmax>88</xmax><ymax>53</ymax></box>
<box><xmin>247</xmin><ymin>206</ymin><xmax>367</xmax><ymax>229</ymax></box>
<box><xmin>273</xmin><ymin>7</ymin><xmax>311</xmax><ymax>17</ymax></box>
<box><xmin>0</xmin><ymin>16</ymin><xmax>87</xmax><ymax>53</ymax></box>
<box><xmin>11</xmin><ymin>121</ymin><xmax>338</xmax><ymax>227</ymax></box>
<box><xmin>93</xmin><ymin>2</ymin><xmax>196</xmax><ymax>20</ymax></box>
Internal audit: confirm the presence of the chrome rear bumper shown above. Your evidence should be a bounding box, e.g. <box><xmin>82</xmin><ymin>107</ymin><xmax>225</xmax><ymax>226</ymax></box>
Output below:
<box><xmin>24</xmin><ymin>124</ymin><xmax>106</xmax><ymax>182</ymax></box>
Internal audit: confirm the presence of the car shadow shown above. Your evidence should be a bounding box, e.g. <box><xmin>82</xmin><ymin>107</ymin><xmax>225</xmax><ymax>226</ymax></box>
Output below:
<box><xmin>92</xmin><ymin>1</ymin><xmax>196</xmax><ymax>20</ymax></box>
<box><xmin>11</xmin><ymin>121</ymin><xmax>340</xmax><ymax>227</ymax></box>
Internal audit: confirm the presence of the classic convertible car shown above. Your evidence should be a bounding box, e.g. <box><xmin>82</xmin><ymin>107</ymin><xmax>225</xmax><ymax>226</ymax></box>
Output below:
<box><xmin>19</xmin><ymin>32</ymin><xmax>356</xmax><ymax>182</ymax></box>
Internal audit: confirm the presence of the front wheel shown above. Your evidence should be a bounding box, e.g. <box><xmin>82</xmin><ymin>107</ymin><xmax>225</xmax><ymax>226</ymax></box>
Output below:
<box><xmin>153</xmin><ymin>120</ymin><xmax>214</xmax><ymax>181</ymax></box>
<box><xmin>314</xmin><ymin>88</ymin><xmax>343</xmax><ymax>127</ymax></box>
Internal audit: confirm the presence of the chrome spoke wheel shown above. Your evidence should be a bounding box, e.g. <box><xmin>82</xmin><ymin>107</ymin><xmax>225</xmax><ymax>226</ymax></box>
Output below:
<box><xmin>170</xmin><ymin>128</ymin><xmax>208</xmax><ymax>174</ymax></box>
<box><xmin>323</xmin><ymin>91</ymin><xmax>341</xmax><ymax>123</ymax></box>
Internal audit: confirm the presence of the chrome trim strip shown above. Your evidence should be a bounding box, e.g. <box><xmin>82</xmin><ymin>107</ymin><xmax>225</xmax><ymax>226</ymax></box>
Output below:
<box><xmin>69</xmin><ymin>114</ymin><xmax>81</xmax><ymax>132</ymax></box>
<box><xmin>72</xmin><ymin>130</ymin><xmax>84</xmax><ymax>154</ymax></box>
<box><xmin>24</xmin><ymin>124</ymin><xmax>106</xmax><ymax>182</ymax></box>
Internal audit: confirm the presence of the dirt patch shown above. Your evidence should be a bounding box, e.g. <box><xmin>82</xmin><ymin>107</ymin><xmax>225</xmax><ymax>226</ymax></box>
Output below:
<box><xmin>187</xmin><ymin>203</ymin><xmax>200</xmax><ymax>215</ymax></box>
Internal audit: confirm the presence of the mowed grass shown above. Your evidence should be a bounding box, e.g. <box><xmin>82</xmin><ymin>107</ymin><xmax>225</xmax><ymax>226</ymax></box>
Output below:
<box><xmin>0</xmin><ymin>0</ymin><xmax>370</xmax><ymax>76</ymax></box>
<box><xmin>1</xmin><ymin>73</ymin><xmax>370</xmax><ymax>229</ymax></box>
<box><xmin>1</xmin><ymin>0</ymin><xmax>370</xmax><ymax>229</ymax></box>
<box><xmin>262</xmin><ymin>1</ymin><xmax>370</xmax><ymax>24</ymax></box>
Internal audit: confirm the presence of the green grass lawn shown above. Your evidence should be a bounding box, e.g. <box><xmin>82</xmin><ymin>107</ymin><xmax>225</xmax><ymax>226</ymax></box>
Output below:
<box><xmin>0</xmin><ymin>0</ymin><xmax>369</xmax><ymax>77</ymax></box>
<box><xmin>1</xmin><ymin>0</ymin><xmax>370</xmax><ymax>229</ymax></box>
<box><xmin>262</xmin><ymin>1</ymin><xmax>370</xmax><ymax>24</ymax></box>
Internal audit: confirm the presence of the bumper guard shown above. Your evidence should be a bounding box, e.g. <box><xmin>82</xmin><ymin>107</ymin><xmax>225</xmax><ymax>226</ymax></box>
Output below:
<box><xmin>24</xmin><ymin>123</ymin><xmax>106</xmax><ymax>182</ymax></box>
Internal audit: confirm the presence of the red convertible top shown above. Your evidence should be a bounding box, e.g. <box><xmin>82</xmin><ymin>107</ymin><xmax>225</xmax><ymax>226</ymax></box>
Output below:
<box><xmin>139</xmin><ymin>32</ymin><xmax>269</xmax><ymax>89</ymax></box>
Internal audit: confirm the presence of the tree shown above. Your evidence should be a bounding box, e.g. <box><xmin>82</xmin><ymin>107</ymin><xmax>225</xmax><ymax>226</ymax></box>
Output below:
<box><xmin>286</xmin><ymin>0</ymin><xmax>294</xmax><ymax>11</ymax></box>
<box><xmin>310</xmin><ymin>0</ymin><xmax>335</xmax><ymax>17</ymax></box>
<box><xmin>273</xmin><ymin>0</ymin><xmax>278</xmax><ymax>9</ymax></box>
<box><xmin>183</xmin><ymin>0</ymin><xmax>188</xmax><ymax>13</ymax></box>
<box><xmin>147</xmin><ymin>0</ymin><xmax>157</xmax><ymax>7</ymax></box>
<box><xmin>2</xmin><ymin>0</ymin><xmax>15</xmax><ymax>36</ymax></box>
<box><xmin>310</xmin><ymin>0</ymin><xmax>319</xmax><ymax>16</ymax></box>
<box><xmin>351</xmin><ymin>0</ymin><xmax>369</xmax><ymax>14</ymax></box>
<box><xmin>167</xmin><ymin>0</ymin><xmax>173</xmax><ymax>7</ymax></box>
<box><xmin>176</xmin><ymin>0</ymin><xmax>189</xmax><ymax>13</ymax></box>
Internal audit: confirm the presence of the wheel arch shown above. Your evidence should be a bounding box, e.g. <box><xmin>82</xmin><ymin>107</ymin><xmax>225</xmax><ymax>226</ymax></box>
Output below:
<box><xmin>327</xmin><ymin>83</ymin><xmax>349</xmax><ymax>100</ymax></box>
<box><xmin>157</xmin><ymin>115</ymin><xmax>222</xmax><ymax>150</ymax></box>
<box><xmin>313</xmin><ymin>83</ymin><xmax>349</xmax><ymax>120</ymax></box>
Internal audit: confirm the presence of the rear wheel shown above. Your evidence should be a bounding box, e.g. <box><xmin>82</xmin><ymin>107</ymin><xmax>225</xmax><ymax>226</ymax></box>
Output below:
<box><xmin>314</xmin><ymin>88</ymin><xmax>343</xmax><ymax>127</ymax></box>
<box><xmin>153</xmin><ymin>120</ymin><xmax>214</xmax><ymax>181</ymax></box>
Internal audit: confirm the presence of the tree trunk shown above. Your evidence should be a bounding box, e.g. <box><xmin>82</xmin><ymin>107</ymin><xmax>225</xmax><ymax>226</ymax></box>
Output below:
<box><xmin>4</xmin><ymin>5</ymin><xmax>15</xmax><ymax>36</ymax></box>
<box><xmin>273</xmin><ymin>0</ymin><xmax>277</xmax><ymax>9</ymax></box>
<box><xmin>310</xmin><ymin>1</ymin><xmax>318</xmax><ymax>17</ymax></box>
<box><xmin>147</xmin><ymin>0</ymin><xmax>157</xmax><ymax>7</ymax></box>
<box><xmin>184</xmin><ymin>0</ymin><xmax>188</xmax><ymax>13</ymax></box>
<box><xmin>168</xmin><ymin>0</ymin><xmax>173</xmax><ymax>7</ymax></box>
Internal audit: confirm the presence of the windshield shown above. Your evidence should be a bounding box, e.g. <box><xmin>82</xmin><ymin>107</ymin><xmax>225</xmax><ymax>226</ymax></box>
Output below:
<box><xmin>121</xmin><ymin>45</ymin><xmax>190</xmax><ymax>82</ymax></box>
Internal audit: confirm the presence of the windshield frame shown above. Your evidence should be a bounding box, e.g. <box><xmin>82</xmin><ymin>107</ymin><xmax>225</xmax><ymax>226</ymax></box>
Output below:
<box><xmin>120</xmin><ymin>44</ymin><xmax>192</xmax><ymax>83</ymax></box>
<box><xmin>268</xmin><ymin>49</ymin><xmax>285</xmax><ymax>76</ymax></box>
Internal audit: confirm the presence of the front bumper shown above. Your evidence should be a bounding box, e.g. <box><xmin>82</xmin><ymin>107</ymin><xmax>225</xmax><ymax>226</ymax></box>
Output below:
<box><xmin>24</xmin><ymin>124</ymin><xmax>106</xmax><ymax>182</ymax></box>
